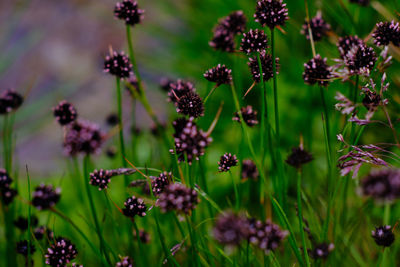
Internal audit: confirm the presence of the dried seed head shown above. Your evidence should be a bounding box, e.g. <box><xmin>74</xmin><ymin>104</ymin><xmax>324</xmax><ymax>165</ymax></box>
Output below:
<box><xmin>156</xmin><ymin>183</ymin><xmax>198</xmax><ymax>214</ymax></box>
<box><xmin>233</xmin><ymin>105</ymin><xmax>259</xmax><ymax>127</ymax></box>
<box><xmin>116</xmin><ymin>256</ymin><xmax>134</xmax><ymax>267</ymax></box>
<box><xmin>248</xmin><ymin>51</ymin><xmax>279</xmax><ymax>83</ymax></box>
<box><xmin>285</xmin><ymin>147</ymin><xmax>313</xmax><ymax>169</ymax></box>
<box><xmin>171</xmin><ymin>117</ymin><xmax>212</xmax><ymax>164</ymax></box>
<box><xmin>114</xmin><ymin>0</ymin><xmax>144</xmax><ymax>26</ymax></box>
<box><xmin>372</xmin><ymin>21</ymin><xmax>400</xmax><ymax>47</ymax></box>
<box><xmin>254</xmin><ymin>0</ymin><xmax>289</xmax><ymax>29</ymax></box>
<box><xmin>218</xmin><ymin>153</ymin><xmax>238</xmax><ymax>172</ymax></box>
<box><xmin>219</xmin><ymin>11</ymin><xmax>247</xmax><ymax>35</ymax></box>
<box><xmin>203</xmin><ymin>64</ymin><xmax>232</xmax><ymax>85</ymax></box>
<box><xmin>337</xmin><ymin>35</ymin><xmax>364</xmax><ymax>59</ymax></box>
<box><xmin>361</xmin><ymin>169</ymin><xmax>400</xmax><ymax>201</ymax></box>
<box><xmin>16</xmin><ymin>240</ymin><xmax>35</xmax><ymax>256</ymax></box>
<box><xmin>104</xmin><ymin>51</ymin><xmax>133</xmax><ymax>79</ymax></box>
<box><xmin>248</xmin><ymin>218</ymin><xmax>288</xmax><ymax>254</ymax></box>
<box><xmin>372</xmin><ymin>225</ymin><xmax>395</xmax><ymax>247</ymax></box>
<box><xmin>242</xmin><ymin>159</ymin><xmax>259</xmax><ymax>180</ymax></box>
<box><xmin>63</xmin><ymin>120</ymin><xmax>105</xmax><ymax>156</ymax></box>
<box><xmin>303</xmin><ymin>55</ymin><xmax>332</xmax><ymax>87</ymax></box>
<box><xmin>167</xmin><ymin>80</ymin><xmax>196</xmax><ymax>103</ymax></box>
<box><xmin>176</xmin><ymin>92</ymin><xmax>204</xmax><ymax>118</ymax></box>
<box><xmin>32</xmin><ymin>184</ymin><xmax>61</xmax><ymax>210</ymax></box>
<box><xmin>122</xmin><ymin>196</ymin><xmax>147</xmax><ymax>218</ymax></box>
<box><xmin>151</xmin><ymin>171</ymin><xmax>172</xmax><ymax>195</ymax></box>
<box><xmin>53</xmin><ymin>100</ymin><xmax>77</xmax><ymax>126</ymax></box>
<box><xmin>0</xmin><ymin>89</ymin><xmax>24</xmax><ymax>114</ymax></box>
<box><xmin>45</xmin><ymin>237</ymin><xmax>77</xmax><ymax>266</ymax></box>
<box><xmin>209</xmin><ymin>28</ymin><xmax>235</xmax><ymax>52</ymax></box>
<box><xmin>344</xmin><ymin>44</ymin><xmax>377</xmax><ymax>76</ymax></box>
<box><xmin>301</xmin><ymin>12</ymin><xmax>331</xmax><ymax>42</ymax></box>
<box><xmin>89</xmin><ymin>169</ymin><xmax>113</xmax><ymax>190</ymax></box>
<box><xmin>240</xmin><ymin>29</ymin><xmax>268</xmax><ymax>54</ymax></box>
<box><xmin>213</xmin><ymin>212</ymin><xmax>249</xmax><ymax>246</ymax></box>
<box><xmin>309</xmin><ymin>243</ymin><xmax>335</xmax><ymax>259</ymax></box>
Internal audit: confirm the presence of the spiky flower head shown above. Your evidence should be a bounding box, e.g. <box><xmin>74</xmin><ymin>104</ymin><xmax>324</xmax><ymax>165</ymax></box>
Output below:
<box><xmin>209</xmin><ymin>28</ymin><xmax>235</xmax><ymax>52</ymax></box>
<box><xmin>372</xmin><ymin>21</ymin><xmax>400</xmax><ymax>47</ymax></box>
<box><xmin>104</xmin><ymin>50</ymin><xmax>132</xmax><ymax>79</ymax></box>
<box><xmin>114</xmin><ymin>0</ymin><xmax>144</xmax><ymax>26</ymax></box>
<box><xmin>156</xmin><ymin>183</ymin><xmax>198</xmax><ymax>214</ymax></box>
<box><xmin>151</xmin><ymin>171</ymin><xmax>172</xmax><ymax>195</ymax></box>
<box><xmin>344</xmin><ymin>44</ymin><xmax>377</xmax><ymax>76</ymax></box>
<box><xmin>254</xmin><ymin>0</ymin><xmax>289</xmax><ymax>29</ymax></box>
<box><xmin>309</xmin><ymin>243</ymin><xmax>335</xmax><ymax>259</ymax></box>
<box><xmin>218</xmin><ymin>153</ymin><xmax>238</xmax><ymax>172</ymax></box>
<box><xmin>213</xmin><ymin>212</ymin><xmax>249</xmax><ymax>246</ymax></box>
<box><xmin>337</xmin><ymin>35</ymin><xmax>364</xmax><ymax>59</ymax></box>
<box><xmin>53</xmin><ymin>100</ymin><xmax>77</xmax><ymax>126</ymax></box>
<box><xmin>248</xmin><ymin>51</ymin><xmax>278</xmax><ymax>83</ymax></box>
<box><xmin>240</xmin><ymin>29</ymin><xmax>268</xmax><ymax>54</ymax></box>
<box><xmin>45</xmin><ymin>237</ymin><xmax>77</xmax><ymax>267</ymax></box>
<box><xmin>285</xmin><ymin>146</ymin><xmax>313</xmax><ymax>169</ymax></box>
<box><xmin>203</xmin><ymin>64</ymin><xmax>232</xmax><ymax>85</ymax></box>
<box><xmin>122</xmin><ymin>196</ymin><xmax>147</xmax><ymax>218</ymax></box>
<box><xmin>361</xmin><ymin>169</ymin><xmax>400</xmax><ymax>201</ymax></box>
<box><xmin>167</xmin><ymin>80</ymin><xmax>196</xmax><ymax>103</ymax></box>
<box><xmin>372</xmin><ymin>225</ymin><xmax>395</xmax><ymax>247</ymax></box>
<box><xmin>219</xmin><ymin>11</ymin><xmax>247</xmax><ymax>34</ymax></box>
<box><xmin>89</xmin><ymin>169</ymin><xmax>113</xmax><ymax>191</ymax></box>
<box><xmin>301</xmin><ymin>12</ymin><xmax>331</xmax><ymax>42</ymax></box>
<box><xmin>242</xmin><ymin>159</ymin><xmax>259</xmax><ymax>180</ymax></box>
<box><xmin>233</xmin><ymin>105</ymin><xmax>259</xmax><ymax>127</ymax></box>
<box><xmin>63</xmin><ymin>120</ymin><xmax>105</xmax><ymax>156</ymax></box>
<box><xmin>248</xmin><ymin>218</ymin><xmax>288</xmax><ymax>254</ymax></box>
<box><xmin>349</xmin><ymin>0</ymin><xmax>370</xmax><ymax>6</ymax></box>
<box><xmin>116</xmin><ymin>256</ymin><xmax>134</xmax><ymax>267</ymax></box>
<box><xmin>16</xmin><ymin>240</ymin><xmax>36</xmax><ymax>256</ymax></box>
<box><xmin>32</xmin><ymin>184</ymin><xmax>61</xmax><ymax>210</ymax></box>
<box><xmin>171</xmin><ymin>117</ymin><xmax>212</xmax><ymax>164</ymax></box>
<box><xmin>303</xmin><ymin>55</ymin><xmax>332</xmax><ymax>87</ymax></box>
<box><xmin>176</xmin><ymin>91</ymin><xmax>204</xmax><ymax>118</ymax></box>
<box><xmin>0</xmin><ymin>89</ymin><xmax>24</xmax><ymax>114</ymax></box>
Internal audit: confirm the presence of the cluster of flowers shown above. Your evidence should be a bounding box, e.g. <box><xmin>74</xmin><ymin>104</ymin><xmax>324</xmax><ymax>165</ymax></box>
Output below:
<box><xmin>0</xmin><ymin>169</ymin><xmax>17</xmax><ymax>206</ymax></box>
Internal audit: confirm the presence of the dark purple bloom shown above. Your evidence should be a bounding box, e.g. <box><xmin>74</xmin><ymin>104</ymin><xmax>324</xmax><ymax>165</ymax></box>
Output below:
<box><xmin>233</xmin><ymin>105</ymin><xmax>259</xmax><ymax>127</ymax></box>
<box><xmin>203</xmin><ymin>64</ymin><xmax>232</xmax><ymax>85</ymax></box>
<box><xmin>32</xmin><ymin>184</ymin><xmax>61</xmax><ymax>210</ymax></box>
<box><xmin>337</xmin><ymin>36</ymin><xmax>364</xmax><ymax>59</ymax></box>
<box><xmin>301</xmin><ymin>12</ymin><xmax>331</xmax><ymax>42</ymax></box>
<box><xmin>45</xmin><ymin>237</ymin><xmax>78</xmax><ymax>266</ymax></box>
<box><xmin>104</xmin><ymin>51</ymin><xmax>133</xmax><ymax>79</ymax></box>
<box><xmin>209</xmin><ymin>28</ymin><xmax>235</xmax><ymax>52</ymax></box>
<box><xmin>16</xmin><ymin>240</ymin><xmax>35</xmax><ymax>256</ymax></box>
<box><xmin>372</xmin><ymin>225</ymin><xmax>395</xmax><ymax>247</ymax></box>
<box><xmin>248</xmin><ymin>51</ymin><xmax>279</xmax><ymax>83</ymax></box>
<box><xmin>218</xmin><ymin>153</ymin><xmax>238</xmax><ymax>172</ymax></box>
<box><xmin>156</xmin><ymin>183</ymin><xmax>198</xmax><ymax>214</ymax></box>
<box><xmin>167</xmin><ymin>80</ymin><xmax>196</xmax><ymax>103</ymax></box>
<box><xmin>176</xmin><ymin>91</ymin><xmax>204</xmax><ymax>118</ymax></box>
<box><xmin>240</xmin><ymin>29</ymin><xmax>268</xmax><ymax>54</ymax></box>
<box><xmin>254</xmin><ymin>0</ymin><xmax>289</xmax><ymax>29</ymax></box>
<box><xmin>151</xmin><ymin>171</ymin><xmax>172</xmax><ymax>195</ymax></box>
<box><xmin>122</xmin><ymin>195</ymin><xmax>147</xmax><ymax>218</ymax></box>
<box><xmin>218</xmin><ymin>11</ymin><xmax>247</xmax><ymax>35</ymax></box>
<box><xmin>53</xmin><ymin>100</ymin><xmax>77</xmax><ymax>126</ymax></box>
<box><xmin>372</xmin><ymin>21</ymin><xmax>400</xmax><ymax>47</ymax></box>
<box><xmin>213</xmin><ymin>212</ymin><xmax>249</xmax><ymax>245</ymax></box>
<box><xmin>303</xmin><ymin>55</ymin><xmax>332</xmax><ymax>87</ymax></box>
<box><xmin>114</xmin><ymin>0</ymin><xmax>144</xmax><ymax>26</ymax></box>
<box><xmin>242</xmin><ymin>159</ymin><xmax>259</xmax><ymax>180</ymax></box>
<box><xmin>248</xmin><ymin>218</ymin><xmax>288</xmax><ymax>253</ymax></box>
<box><xmin>361</xmin><ymin>169</ymin><xmax>400</xmax><ymax>201</ymax></box>
<box><xmin>285</xmin><ymin>146</ymin><xmax>313</xmax><ymax>168</ymax></box>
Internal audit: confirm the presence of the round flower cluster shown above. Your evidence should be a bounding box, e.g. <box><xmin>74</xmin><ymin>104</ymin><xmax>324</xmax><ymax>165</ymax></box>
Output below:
<box><xmin>167</xmin><ymin>80</ymin><xmax>196</xmax><ymax>103</ymax></box>
<box><xmin>361</xmin><ymin>169</ymin><xmax>400</xmax><ymax>201</ymax></box>
<box><xmin>0</xmin><ymin>89</ymin><xmax>23</xmax><ymax>114</ymax></box>
<box><xmin>248</xmin><ymin>51</ymin><xmax>279</xmax><ymax>83</ymax></box>
<box><xmin>372</xmin><ymin>21</ymin><xmax>400</xmax><ymax>47</ymax></box>
<box><xmin>240</xmin><ymin>29</ymin><xmax>268</xmax><ymax>54</ymax></box>
<box><xmin>213</xmin><ymin>212</ymin><xmax>249</xmax><ymax>246</ymax></box>
<box><xmin>156</xmin><ymin>183</ymin><xmax>198</xmax><ymax>214</ymax></box>
<box><xmin>241</xmin><ymin>159</ymin><xmax>259</xmax><ymax>180</ymax></box>
<box><xmin>45</xmin><ymin>237</ymin><xmax>78</xmax><ymax>266</ymax></box>
<box><xmin>337</xmin><ymin>35</ymin><xmax>364</xmax><ymax>59</ymax></box>
<box><xmin>151</xmin><ymin>171</ymin><xmax>172</xmax><ymax>195</ymax></box>
<box><xmin>53</xmin><ymin>100</ymin><xmax>77</xmax><ymax>126</ymax></box>
<box><xmin>218</xmin><ymin>153</ymin><xmax>238</xmax><ymax>172</ymax></box>
<box><xmin>285</xmin><ymin>146</ymin><xmax>313</xmax><ymax>169</ymax></box>
<box><xmin>176</xmin><ymin>91</ymin><xmax>204</xmax><ymax>118</ymax></box>
<box><xmin>32</xmin><ymin>184</ymin><xmax>61</xmax><ymax>210</ymax></box>
<box><xmin>233</xmin><ymin>105</ymin><xmax>259</xmax><ymax>127</ymax></box>
<box><xmin>371</xmin><ymin>225</ymin><xmax>395</xmax><ymax>247</ymax></box>
<box><xmin>344</xmin><ymin>44</ymin><xmax>377</xmax><ymax>76</ymax></box>
<box><xmin>203</xmin><ymin>64</ymin><xmax>232</xmax><ymax>85</ymax></box>
<box><xmin>254</xmin><ymin>0</ymin><xmax>289</xmax><ymax>29</ymax></box>
<box><xmin>122</xmin><ymin>195</ymin><xmax>147</xmax><ymax>218</ymax></box>
<box><xmin>114</xmin><ymin>0</ymin><xmax>144</xmax><ymax>26</ymax></box>
<box><xmin>63</xmin><ymin>120</ymin><xmax>105</xmax><ymax>156</ymax></box>
<box><xmin>303</xmin><ymin>55</ymin><xmax>332</xmax><ymax>87</ymax></box>
<box><xmin>104</xmin><ymin>50</ymin><xmax>132</xmax><ymax>79</ymax></box>
<box><xmin>301</xmin><ymin>12</ymin><xmax>331</xmax><ymax>42</ymax></box>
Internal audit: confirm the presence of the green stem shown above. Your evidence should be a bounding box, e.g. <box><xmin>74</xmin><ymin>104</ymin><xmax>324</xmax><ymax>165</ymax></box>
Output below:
<box><xmin>297</xmin><ymin>170</ymin><xmax>311</xmax><ymax>267</ymax></box>
<box><xmin>257</xmin><ymin>53</ymin><xmax>267</xmax><ymax>166</ymax></box>
<box><xmin>116</xmin><ymin>78</ymin><xmax>129</xmax><ymax>187</ymax></box>
<box><xmin>26</xmin><ymin>166</ymin><xmax>32</xmax><ymax>267</ymax></box>
<box><xmin>229</xmin><ymin>171</ymin><xmax>239</xmax><ymax>211</ymax></box>
<box><xmin>126</xmin><ymin>25</ymin><xmax>142</xmax><ymax>85</ymax></box>
<box><xmin>83</xmin><ymin>155</ymin><xmax>112</xmax><ymax>265</ymax></box>
<box><xmin>383</xmin><ymin>203</ymin><xmax>391</xmax><ymax>225</ymax></box>
<box><xmin>270</xmin><ymin>28</ymin><xmax>280</xmax><ymax>145</ymax></box>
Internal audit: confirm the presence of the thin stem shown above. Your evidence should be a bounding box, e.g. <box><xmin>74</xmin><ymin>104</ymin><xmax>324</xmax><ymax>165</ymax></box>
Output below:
<box><xmin>116</xmin><ymin>78</ymin><xmax>129</xmax><ymax>187</ymax></box>
<box><xmin>83</xmin><ymin>155</ymin><xmax>112</xmax><ymax>265</ymax></box>
<box><xmin>126</xmin><ymin>25</ymin><xmax>142</xmax><ymax>85</ymax></box>
<box><xmin>270</xmin><ymin>28</ymin><xmax>280</xmax><ymax>145</ymax></box>
<box><xmin>229</xmin><ymin>171</ymin><xmax>239</xmax><ymax>211</ymax></box>
<box><xmin>257</xmin><ymin>53</ymin><xmax>267</xmax><ymax>166</ymax></box>
<box><xmin>203</xmin><ymin>84</ymin><xmax>219</xmax><ymax>104</ymax></box>
<box><xmin>26</xmin><ymin>166</ymin><xmax>32</xmax><ymax>267</ymax></box>
<box><xmin>383</xmin><ymin>202</ymin><xmax>391</xmax><ymax>225</ymax></box>
<box><xmin>297</xmin><ymin>170</ymin><xmax>311</xmax><ymax>267</ymax></box>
